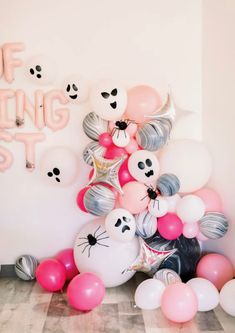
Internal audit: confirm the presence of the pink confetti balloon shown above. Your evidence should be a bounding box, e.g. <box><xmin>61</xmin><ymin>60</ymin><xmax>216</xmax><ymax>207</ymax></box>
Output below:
<box><xmin>118</xmin><ymin>158</ymin><xmax>135</xmax><ymax>186</ymax></box>
<box><xmin>183</xmin><ymin>222</ymin><xmax>199</xmax><ymax>239</ymax></box>
<box><xmin>157</xmin><ymin>213</ymin><xmax>183</xmax><ymax>240</ymax></box>
<box><xmin>99</xmin><ymin>132</ymin><xmax>113</xmax><ymax>148</ymax></box>
<box><xmin>119</xmin><ymin>181</ymin><xmax>149</xmax><ymax>214</ymax></box>
<box><xmin>194</xmin><ymin>188</ymin><xmax>223</xmax><ymax>212</ymax></box>
<box><xmin>55</xmin><ymin>248</ymin><xmax>79</xmax><ymax>281</ymax></box>
<box><xmin>76</xmin><ymin>187</ymin><xmax>89</xmax><ymax>212</ymax></box>
<box><xmin>36</xmin><ymin>259</ymin><xmax>66</xmax><ymax>292</ymax></box>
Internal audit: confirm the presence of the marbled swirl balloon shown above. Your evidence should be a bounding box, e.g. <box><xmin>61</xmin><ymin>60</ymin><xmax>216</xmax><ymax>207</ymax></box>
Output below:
<box><xmin>153</xmin><ymin>268</ymin><xmax>182</xmax><ymax>285</ymax></box>
<box><xmin>83</xmin><ymin>112</ymin><xmax>108</xmax><ymax>141</ymax></box>
<box><xmin>199</xmin><ymin>212</ymin><xmax>229</xmax><ymax>239</ymax></box>
<box><xmin>83</xmin><ymin>141</ymin><xmax>106</xmax><ymax>166</ymax></box>
<box><xmin>157</xmin><ymin>173</ymin><xmax>180</xmax><ymax>196</ymax></box>
<box><xmin>84</xmin><ymin>185</ymin><xmax>115</xmax><ymax>216</ymax></box>
<box><xmin>135</xmin><ymin>210</ymin><xmax>157</xmax><ymax>239</ymax></box>
<box><xmin>15</xmin><ymin>255</ymin><xmax>38</xmax><ymax>281</ymax></box>
<box><xmin>136</xmin><ymin>118</ymin><xmax>172</xmax><ymax>151</ymax></box>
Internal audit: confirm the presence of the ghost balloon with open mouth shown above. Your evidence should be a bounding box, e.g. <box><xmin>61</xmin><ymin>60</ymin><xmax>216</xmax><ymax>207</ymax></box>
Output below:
<box><xmin>62</xmin><ymin>74</ymin><xmax>89</xmax><ymax>104</ymax></box>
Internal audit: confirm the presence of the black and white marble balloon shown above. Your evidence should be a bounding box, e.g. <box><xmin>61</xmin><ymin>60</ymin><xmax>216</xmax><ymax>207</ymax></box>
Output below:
<box><xmin>83</xmin><ymin>112</ymin><xmax>108</xmax><ymax>141</ymax></box>
<box><xmin>198</xmin><ymin>212</ymin><xmax>229</xmax><ymax>239</ymax></box>
<box><xmin>135</xmin><ymin>210</ymin><xmax>157</xmax><ymax>239</ymax></box>
<box><xmin>153</xmin><ymin>268</ymin><xmax>182</xmax><ymax>285</ymax></box>
<box><xmin>83</xmin><ymin>141</ymin><xmax>106</xmax><ymax>166</ymax></box>
<box><xmin>15</xmin><ymin>255</ymin><xmax>38</xmax><ymax>281</ymax></box>
<box><xmin>83</xmin><ymin>185</ymin><xmax>115</xmax><ymax>216</ymax></box>
<box><xmin>157</xmin><ymin>173</ymin><xmax>180</xmax><ymax>196</ymax></box>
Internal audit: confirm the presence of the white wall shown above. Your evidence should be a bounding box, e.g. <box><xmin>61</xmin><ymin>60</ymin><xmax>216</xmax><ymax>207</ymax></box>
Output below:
<box><xmin>0</xmin><ymin>0</ymin><xmax>202</xmax><ymax>263</ymax></box>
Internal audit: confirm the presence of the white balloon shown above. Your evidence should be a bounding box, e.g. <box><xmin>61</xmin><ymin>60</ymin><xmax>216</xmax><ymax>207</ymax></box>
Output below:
<box><xmin>89</xmin><ymin>79</ymin><xmax>127</xmax><ymax>121</ymax></box>
<box><xmin>74</xmin><ymin>219</ymin><xmax>139</xmax><ymax>287</ymax></box>
<box><xmin>62</xmin><ymin>74</ymin><xmax>89</xmax><ymax>104</ymax></box>
<box><xmin>220</xmin><ymin>280</ymin><xmax>235</xmax><ymax>316</ymax></box>
<box><xmin>128</xmin><ymin>150</ymin><xmax>160</xmax><ymax>184</ymax></box>
<box><xmin>112</xmin><ymin>130</ymin><xmax>130</xmax><ymax>147</ymax></box>
<box><xmin>176</xmin><ymin>195</ymin><xmax>205</xmax><ymax>224</ymax></box>
<box><xmin>165</xmin><ymin>194</ymin><xmax>181</xmax><ymax>213</ymax></box>
<box><xmin>105</xmin><ymin>208</ymin><xmax>136</xmax><ymax>242</ymax></box>
<box><xmin>26</xmin><ymin>55</ymin><xmax>56</xmax><ymax>85</ymax></box>
<box><xmin>40</xmin><ymin>147</ymin><xmax>78</xmax><ymax>186</ymax></box>
<box><xmin>135</xmin><ymin>278</ymin><xmax>165</xmax><ymax>310</ymax></box>
<box><xmin>148</xmin><ymin>197</ymin><xmax>168</xmax><ymax>217</ymax></box>
<box><xmin>187</xmin><ymin>278</ymin><xmax>219</xmax><ymax>312</ymax></box>
<box><xmin>159</xmin><ymin>140</ymin><xmax>212</xmax><ymax>193</ymax></box>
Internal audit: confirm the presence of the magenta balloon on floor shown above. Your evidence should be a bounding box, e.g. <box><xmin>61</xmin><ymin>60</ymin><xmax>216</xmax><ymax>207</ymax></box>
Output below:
<box><xmin>36</xmin><ymin>259</ymin><xmax>66</xmax><ymax>292</ymax></box>
<box><xmin>55</xmin><ymin>248</ymin><xmax>79</xmax><ymax>281</ymax></box>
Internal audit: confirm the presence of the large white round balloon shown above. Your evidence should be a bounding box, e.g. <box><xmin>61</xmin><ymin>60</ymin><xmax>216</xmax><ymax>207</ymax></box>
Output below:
<box><xmin>26</xmin><ymin>55</ymin><xmax>56</xmax><ymax>85</ymax></box>
<box><xmin>134</xmin><ymin>278</ymin><xmax>165</xmax><ymax>310</ymax></box>
<box><xmin>40</xmin><ymin>147</ymin><xmax>79</xmax><ymax>186</ymax></box>
<box><xmin>187</xmin><ymin>278</ymin><xmax>219</xmax><ymax>312</ymax></box>
<box><xmin>128</xmin><ymin>150</ymin><xmax>160</xmax><ymax>184</ymax></box>
<box><xmin>105</xmin><ymin>208</ymin><xmax>136</xmax><ymax>242</ymax></box>
<box><xmin>89</xmin><ymin>79</ymin><xmax>127</xmax><ymax>121</ymax></box>
<box><xmin>220</xmin><ymin>279</ymin><xmax>235</xmax><ymax>316</ymax></box>
<box><xmin>62</xmin><ymin>74</ymin><xmax>89</xmax><ymax>104</ymax></box>
<box><xmin>176</xmin><ymin>195</ymin><xmax>205</xmax><ymax>224</ymax></box>
<box><xmin>74</xmin><ymin>219</ymin><xmax>139</xmax><ymax>287</ymax></box>
<box><xmin>159</xmin><ymin>140</ymin><xmax>212</xmax><ymax>193</ymax></box>
<box><xmin>148</xmin><ymin>197</ymin><xmax>168</xmax><ymax>217</ymax></box>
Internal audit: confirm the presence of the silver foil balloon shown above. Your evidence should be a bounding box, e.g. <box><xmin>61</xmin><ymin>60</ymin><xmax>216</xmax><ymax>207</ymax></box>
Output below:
<box><xmin>199</xmin><ymin>212</ymin><xmax>229</xmax><ymax>239</ymax></box>
<box><xmin>135</xmin><ymin>210</ymin><xmax>157</xmax><ymax>239</ymax></box>
<box><xmin>83</xmin><ymin>112</ymin><xmax>108</xmax><ymax>141</ymax></box>
<box><xmin>153</xmin><ymin>268</ymin><xmax>182</xmax><ymax>285</ymax></box>
<box><xmin>84</xmin><ymin>185</ymin><xmax>115</xmax><ymax>216</ymax></box>
<box><xmin>83</xmin><ymin>141</ymin><xmax>106</xmax><ymax>166</ymax></box>
<box><xmin>157</xmin><ymin>173</ymin><xmax>180</xmax><ymax>196</ymax></box>
<box><xmin>15</xmin><ymin>255</ymin><xmax>38</xmax><ymax>281</ymax></box>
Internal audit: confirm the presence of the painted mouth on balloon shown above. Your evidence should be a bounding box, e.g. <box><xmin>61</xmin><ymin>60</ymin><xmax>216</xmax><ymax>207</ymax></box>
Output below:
<box><xmin>69</xmin><ymin>94</ymin><xmax>78</xmax><ymax>99</ymax></box>
<box><xmin>110</xmin><ymin>101</ymin><xmax>117</xmax><ymax>109</ymax></box>
<box><xmin>122</xmin><ymin>225</ymin><xmax>130</xmax><ymax>233</ymax></box>
<box><xmin>145</xmin><ymin>170</ymin><xmax>154</xmax><ymax>177</ymax></box>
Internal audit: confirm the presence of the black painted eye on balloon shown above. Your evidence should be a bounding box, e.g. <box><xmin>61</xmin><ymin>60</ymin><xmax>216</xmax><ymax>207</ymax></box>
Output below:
<box><xmin>29</xmin><ymin>64</ymin><xmax>42</xmax><ymax>79</ymax></box>
<box><xmin>47</xmin><ymin>167</ymin><xmax>60</xmax><ymax>183</ymax></box>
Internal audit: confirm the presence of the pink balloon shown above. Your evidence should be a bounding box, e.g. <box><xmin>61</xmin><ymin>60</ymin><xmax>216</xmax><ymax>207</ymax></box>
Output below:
<box><xmin>125</xmin><ymin>85</ymin><xmax>162</xmax><ymax>123</ymax></box>
<box><xmin>196</xmin><ymin>253</ymin><xmax>234</xmax><ymax>290</ymax></box>
<box><xmin>119</xmin><ymin>181</ymin><xmax>149</xmax><ymax>214</ymax></box>
<box><xmin>125</xmin><ymin>138</ymin><xmax>139</xmax><ymax>154</ymax></box>
<box><xmin>67</xmin><ymin>272</ymin><xmax>105</xmax><ymax>311</ymax></box>
<box><xmin>36</xmin><ymin>259</ymin><xmax>66</xmax><ymax>292</ymax></box>
<box><xmin>118</xmin><ymin>158</ymin><xmax>135</xmax><ymax>186</ymax></box>
<box><xmin>183</xmin><ymin>222</ymin><xmax>199</xmax><ymax>239</ymax></box>
<box><xmin>76</xmin><ymin>187</ymin><xmax>89</xmax><ymax>212</ymax></box>
<box><xmin>157</xmin><ymin>213</ymin><xmax>183</xmax><ymax>240</ymax></box>
<box><xmin>99</xmin><ymin>132</ymin><xmax>112</xmax><ymax>148</ymax></box>
<box><xmin>161</xmin><ymin>283</ymin><xmax>198</xmax><ymax>323</ymax></box>
<box><xmin>194</xmin><ymin>188</ymin><xmax>223</xmax><ymax>212</ymax></box>
<box><xmin>55</xmin><ymin>248</ymin><xmax>79</xmax><ymax>281</ymax></box>
<box><xmin>196</xmin><ymin>231</ymin><xmax>209</xmax><ymax>241</ymax></box>
<box><xmin>104</xmin><ymin>144</ymin><xmax>127</xmax><ymax>159</ymax></box>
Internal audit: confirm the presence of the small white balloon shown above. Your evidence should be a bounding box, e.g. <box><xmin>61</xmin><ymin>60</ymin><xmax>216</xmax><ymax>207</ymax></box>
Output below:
<box><xmin>112</xmin><ymin>130</ymin><xmax>130</xmax><ymax>148</ymax></box>
<box><xmin>40</xmin><ymin>147</ymin><xmax>79</xmax><ymax>186</ymax></box>
<box><xmin>135</xmin><ymin>278</ymin><xmax>165</xmax><ymax>310</ymax></box>
<box><xmin>220</xmin><ymin>279</ymin><xmax>235</xmax><ymax>317</ymax></box>
<box><xmin>176</xmin><ymin>195</ymin><xmax>205</xmax><ymax>224</ymax></box>
<box><xmin>148</xmin><ymin>197</ymin><xmax>168</xmax><ymax>217</ymax></box>
<box><xmin>89</xmin><ymin>79</ymin><xmax>127</xmax><ymax>121</ymax></box>
<box><xmin>187</xmin><ymin>278</ymin><xmax>219</xmax><ymax>312</ymax></box>
<box><xmin>105</xmin><ymin>208</ymin><xmax>136</xmax><ymax>242</ymax></box>
<box><xmin>128</xmin><ymin>150</ymin><xmax>160</xmax><ymax>184</ymax></box>
<box><xmin>62</xmin><ymin>74</ymin><xmax>89</xmax><ymax>104</ymax></box>
<box><xmin>26</xmin><ymin>55</ymin><xmax>56</xmax><ymax>85</ymax></box>
<box><xmin>165</xmin><ymin>194</ymin><xmax>181</xmax><ymax>213</ymax></box>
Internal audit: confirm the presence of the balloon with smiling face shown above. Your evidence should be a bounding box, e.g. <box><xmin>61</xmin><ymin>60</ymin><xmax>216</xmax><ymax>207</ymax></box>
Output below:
<box><xmin>74</xmin><ymin>219</ymin><xmax>139</xmax><ymax>287</ymax></box>
<box><xmin>26</xmin><ymin>55</ymin><xmax>56</xmax><ymax>85</ymax></box>
<box><xmin>128</xmin><ymin>150</ymin><xmax>160</xmax><ymax>184</ymax></box>
<box><xmin>62</xmin><ymin>74</ymin><xmax>89</xmax><ymax>104</ymax></box>
<box><xmin>89</xmin><ymin>79</ymin><xmax>127</xmax><ymax>121</ymax></box>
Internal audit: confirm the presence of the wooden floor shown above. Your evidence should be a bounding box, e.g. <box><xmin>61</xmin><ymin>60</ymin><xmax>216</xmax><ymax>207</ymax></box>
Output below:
<box><xmin>0</xmin><ymin>275</ymin><xmax>235</xmax><ymax>333</ymax></box>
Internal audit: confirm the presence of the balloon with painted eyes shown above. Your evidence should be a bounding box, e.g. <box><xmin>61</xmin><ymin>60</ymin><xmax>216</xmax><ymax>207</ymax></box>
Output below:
<box><xmin>62</xmin><ymin>74</ymin><xmax>89</xmax><ymax>104</ymax></box>
<box><xmin>74</xmin><ymin>219</ymin><xmax>139</xmax><ymax>287</ymax></box>
<box><xmin>40</xmin><ymin>147</ymin><xmax>79</xmax><ymax>186</ymax></box>
<box><xmin>128</xmin><ymin>150</ymin><xmax>160</xmax><ymax>184</ymax></box>
<box><xmin>89</xmin><ymin>79</ymin><xmax>127</xmax><ymax>121</ymax></box>
<box><xmin>105</xmin><ymin>208</ymin><xmax>136</xmax><ymax>242</ymax></box>
<box><xmin>26</xmin><ymin>55</ymin><xmax>56</xmax><ymax>85</ymax></box>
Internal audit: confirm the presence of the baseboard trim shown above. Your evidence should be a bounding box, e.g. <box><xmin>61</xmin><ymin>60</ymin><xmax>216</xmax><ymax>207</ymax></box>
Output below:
<box><xmin>0</xmin><ymin>264</ymin><xmax>17</xmax><ymax>277</ymax></box>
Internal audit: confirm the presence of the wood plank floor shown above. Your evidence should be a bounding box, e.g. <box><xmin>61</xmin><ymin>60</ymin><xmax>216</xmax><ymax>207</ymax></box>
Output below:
<box><xmin>0</xmin><ymin>275</ymin><xmax>234</xmax><ymax>333</ymax></box>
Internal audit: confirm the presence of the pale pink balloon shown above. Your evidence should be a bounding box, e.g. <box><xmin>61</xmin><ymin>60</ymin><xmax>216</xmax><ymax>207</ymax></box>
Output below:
<box><xmin>183</xmin><ymin>222</ymin><xmax>199</xmax><ymax>239</ymax></box>
<box><xmin>161</xmin><ymin>283</ymin><xmax>198</xmax><ymax>323</ymax></box>
<box><xmin>125</xmin><ymin>85</ymin><xmax>162</xmax><ymax>123</ymax></box>
<box><xmin>125</xmin><ymin>138</ymin><xmax>139</xmax><ymax>154</ymax></box>
<box><xmin>119</xmin><ymin>181</ymin><xmax>149</xmax><ymax>214</ymax></box>
<box><xmin>109</xmin><ymin>120</ymin><xmax>138</xmax><ymax>137</ymax></box>
<box><xmin>194</xmin><ymin>188</ymin><xmax>223</xmax><ymax>212</ymax></box>
<box><xmin>196</xmin><ymin>231</ymin><xmax>209</xmax><ymax>241</ymax></box>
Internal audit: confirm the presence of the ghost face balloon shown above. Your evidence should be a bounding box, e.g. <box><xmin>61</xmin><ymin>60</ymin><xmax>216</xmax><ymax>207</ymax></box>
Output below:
<box><xmin>128</xmin><ymin>150</ymin><xmax>160</xmax><ymax>184</ymax></box>
<box><xmin>89</xmin><ymin>79</ymin><xmax>127</xmax><ymax>121</ymax></box>
<box><xmin>105</xmin><ymin>208</ymin><xmax>136</xmax><ymax>242</ymax></box>
<box><xmin>26</xmin><ymin>55</ymin><xmax>56</xmax><ymax>85</ymax></box>
<box><xmin>40</xmin><ymin>147</ymin><xmax>78</xmax><ymax>186</ymax></box>
<box><xmin>62</xmin><ymin>74</ymin><xmax>89</xmax><ymax>104</ymax></box>
<box><xmin>74</xmin><ymin>219</ymin><xmax>139</xmax><ymax>287</ymax></box>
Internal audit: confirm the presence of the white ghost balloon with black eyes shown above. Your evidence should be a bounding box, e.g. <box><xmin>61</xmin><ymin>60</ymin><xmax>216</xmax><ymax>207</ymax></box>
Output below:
<box><xmin>105</xmin><ymin>208</ymin><xmax>136</xmax><ymax>242</ymax></box>
<box><xmin>89</xmin><ymin>79</ymin><xmax>127</xmax><ymax>121</ymax></box>
<box><xmin>62</xmin><ymin>74</ymin><xmax>89</xmax><ymax>104</ymax></box>
<box><xmin>26</xmin><ymin>55</ymin><xmax>56</xmax><ymax>85</ymax></box>
<box><xmin>128</xmin><ymin>150</ymin><xmax>160</xmax><ymax>184</ymax></box>
<box><xmin>74</xmin><ymin>219</ymin><xmax>139</xmax><ymax>288</ymax></box>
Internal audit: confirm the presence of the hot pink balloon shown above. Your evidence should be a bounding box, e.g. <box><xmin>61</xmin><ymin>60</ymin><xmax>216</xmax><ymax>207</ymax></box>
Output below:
<box><xmin>36</xmin><ymin>259</ymin><xmax>66</xmax><ymax>292</ymax></box>
<box><xmin>55</xmin><ymin>248</ymin><xmax>79</xmax><ymax>281</ymax></box>
<box><xmin>125</xmin><ymin>138</ymin><xmax>139</xmax><ymax>154</ymax></box>
<box><xmin>183</xmin><ymin>222</ymin><xmax>199</xmax><ymax>239</ymax></box>
<box><xmin>67</xmin><ymin>272</ymin><xmax>105</xmax><ymax>311</ymax></box>
<box><xmin>76</xmin><ymin>187</ymin><xmax>89</xmax><ymax>212</ymax></box>
<box><xmin>161</xmin><ymin>283</ymin><xmax>198</xmax><ymax>323</ymax></box>
<box><xmin>118</xmin><ymin>158</ymin><xmax>135</xmax><ymax>186</ymax></box>
<box><xmin>99</xmin><ymin>132</ymin><xmax>112</xmax><ymax>148</ymax></box>
<box><xmin>119</xmin><ymin>181</ymin><xmax>149</xmax><ymax>214</ymax></box>
<box><xmin>194</xmin><ymin>188</ymin><xmax>223</xmax><ymax>212</ymax></box>
<box><xmin>196</xmin><ymin>253</ymin><xmax>234</xmax><ymax>290</ymax></box>
<box><xmin>125</xmin><ymin>85</ymin><xmax>162</xmax><ymax>123</ymax></box>
<box><xmin>104</xmin><ymin>144</ymin><xmax>127</xmax><ymax>159</ymax></box>
<box><xmin>157</xmin><ymin>213</ymin><xmax>183</xmax><ymax>240</ymax></box>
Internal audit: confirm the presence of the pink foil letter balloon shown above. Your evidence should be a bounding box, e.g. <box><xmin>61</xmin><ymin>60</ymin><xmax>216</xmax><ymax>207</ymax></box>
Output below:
<box><xmin>2</xmin><ymin>43</ymin><xmax>25</xmax><ymax>83</ymax></box>
<box><xmin>0</xmin><ymin>89</ymin><xmax>15</xmax><ymax>128</ymax></box>
<box><xmin>0</xmin><ymin>131</ymin><xmax>13</xmax><ymax>172</ymax></box>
